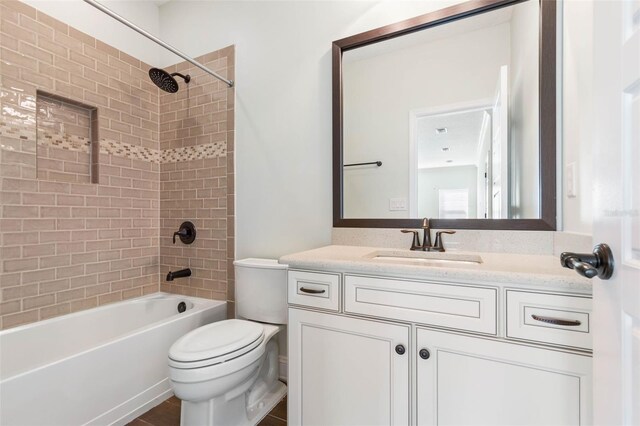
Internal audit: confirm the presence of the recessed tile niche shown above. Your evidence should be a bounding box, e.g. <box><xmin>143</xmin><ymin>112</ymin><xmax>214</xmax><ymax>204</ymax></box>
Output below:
<box><xmin>36</xmin><ymin>91</ymin><xmax>98</xmax><ymax>184</ymax></box>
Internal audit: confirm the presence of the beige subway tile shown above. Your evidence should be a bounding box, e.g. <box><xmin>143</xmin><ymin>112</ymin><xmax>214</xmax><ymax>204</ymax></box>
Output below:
<box><xmin>40</xmin><ymin>254</ymin><xmax>70</xmax><ymax>269</ymax></box>
<box><xmin>2</xmin><ymin>309</ymin><xmax>39</xmax><ymax>329</ymax></box>
<box><xmin>56</xmin><ymin>288</ymin><xmax>85</xmax><ymax>303</ymax></box>
<box><xmin>40</xmin><ymin>302</ymin><xmax>70</xmax><ymax>320</ymax></box>
<box><xmin>23</xmin><ymin>294</ymin><xmax>55</xmax><ymax>310</ymax></box>
<box><xmin>22</xmin><ymin>193</ymin><xmax>55</xmax><ymax>205</ymax></box>
<box><xmin>36</xmin><ymin>10</ymin><xmax>68</xmax><ymax>34</ymax></box>
<box><xmin>23</xmin><ymin>243</ymin><xmax>55</xmax><ymax>257</ymax></box>
<box><xmin>41</xmin><ymin>206</ymin><xmax>71</xmax><ymax>218</ymax></box>
<box><xmin>39</xmin><ymin>278</ymin><xmax>70</xmax><ymax>295</ymax></box>
<box><xmin>19</xmin><ymin>40</ymin><xmax>53</xmax><ymax>64</ymax></box>
<box><xmin>56</xmin><ymin>264</ymin><xmax>84</xmax><ymax>279</ymax></box>
<box><xmin>70</xmin><ymin>297</ymin><xmax>97</xmax><ymax>312</ymax></box>
<box><xmin>98</xmin><ymin>291</ymin><xmax>122</xmax><ymax>306</ymax></box>
<box><xmin>3</xmin><ymin>231</ymin><xmax>39</xmax><ymax>246</ymax></box>
<box><xmin>69</xmin><ymin>274</ymin><xmax>97</xmax><ymax>289</ymax></box>
<box><xmin>39</xmin><ymin>230</ymin><xmax>71</xmax><ymax>243</ymax></box>
<box><xmin>2</xmin><ymin>205</ymin><xmax>38</xmax><ymax>218</ymax></box>
<box><xmin>85</xmin><ymin>283</ymin><xmax>110</xmax><ymax>297</ymax></box>
<box><xmin>3</xmin><ymin>19</ymin><xmax>37</xmax><ymax>45</ymax></box>
<box><xmin>0</xmin><ymin>300</ymin><xmax>21</xmax><ymax>316</ymax></box>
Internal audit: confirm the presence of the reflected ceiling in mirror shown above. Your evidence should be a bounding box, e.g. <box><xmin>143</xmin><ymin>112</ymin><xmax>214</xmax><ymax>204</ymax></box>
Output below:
<box><xmin>333</xmin><ymin>0</ymin><xmax>557</xmax><ymax>230</ymax></box>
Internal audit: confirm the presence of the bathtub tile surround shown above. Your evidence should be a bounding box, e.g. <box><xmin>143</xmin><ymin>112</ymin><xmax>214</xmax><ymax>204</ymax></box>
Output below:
<box><xmin>159</xmin><ymin>47</ymin><xmax>235</xmax><ymax>305</ymax></box>
<box><xmin>0</xmin><ymin>1</ymin><xmax>235</xmax><ymax>329</ymax></box>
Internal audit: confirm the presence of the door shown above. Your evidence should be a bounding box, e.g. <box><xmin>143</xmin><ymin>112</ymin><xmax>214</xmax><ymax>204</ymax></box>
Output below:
<box><xmin>491</xmin><ymin>65</ymin><xmax>509</xmax><ymax>219</ymax></box>
<box><xmin>592</xmin><ymin>1</ymin><xmax>640</xmax><ymax>424</ymax></box>
<box><xmin>288</xmin><ymin>308</ymin><xmax>410</xmax><ymax>425</ymax></box>
<box><xmin>415</xmin><ymin>327</ymin><xmax>592</xmax><ymax>426</ymax></box>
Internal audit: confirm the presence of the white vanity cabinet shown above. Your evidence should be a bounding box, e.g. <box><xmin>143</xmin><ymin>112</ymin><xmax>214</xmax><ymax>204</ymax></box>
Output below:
<box><xmin>286</xmin><ymin>268</ymin><xmax>593</xmax><ymax>426</ymax></box>
<box><xmin>288</xmin><ymin>308</ymin><xmax>410</xmax><ymax>425</ymax></box>
<box><xmin>415</xmin><ymin>327</ymin><xmax>592</xmax><ymax>426</ymax></box>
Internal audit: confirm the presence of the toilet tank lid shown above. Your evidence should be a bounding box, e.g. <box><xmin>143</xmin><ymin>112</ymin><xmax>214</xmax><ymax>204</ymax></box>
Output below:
<box><xmin>233</xmin><ymin>258</ymin><xmax>288</xmax><ymax>270</ymax></box>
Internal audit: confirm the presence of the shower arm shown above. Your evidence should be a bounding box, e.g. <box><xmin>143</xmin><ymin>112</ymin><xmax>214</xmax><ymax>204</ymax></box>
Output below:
<box><xmin>82</xmin><ymin>0</ymin><xmax>234</xmax><ymax>88</ymax></box>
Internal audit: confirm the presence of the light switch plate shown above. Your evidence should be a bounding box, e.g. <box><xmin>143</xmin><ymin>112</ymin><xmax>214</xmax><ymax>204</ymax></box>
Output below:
<box><xmin>389</xmin><ymin>198</ymin><xmax>407</xmax><ymax>211</ymax></box>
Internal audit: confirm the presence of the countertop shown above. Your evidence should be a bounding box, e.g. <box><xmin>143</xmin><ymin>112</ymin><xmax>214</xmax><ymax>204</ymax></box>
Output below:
<box><xmin>279</xmin><ymin>245</ymin><xmax>592</xmax><ymax>294</ymax></box>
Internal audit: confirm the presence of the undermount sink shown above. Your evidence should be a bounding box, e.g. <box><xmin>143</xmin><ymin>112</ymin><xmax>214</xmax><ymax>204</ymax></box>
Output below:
<box><xmin>364</xmin><ymin>250</ymin><xmax>483</xmax><ymax>266</ymax></box>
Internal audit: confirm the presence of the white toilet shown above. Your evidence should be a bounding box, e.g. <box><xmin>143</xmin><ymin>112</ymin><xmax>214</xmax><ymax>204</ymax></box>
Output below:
<box><xmin>168</xmin><ymin>259</ymin><xmax>288</xmax><ymax>426</ymax></box>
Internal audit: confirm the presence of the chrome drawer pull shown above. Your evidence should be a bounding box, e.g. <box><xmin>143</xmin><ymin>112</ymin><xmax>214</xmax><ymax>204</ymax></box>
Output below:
<box><xmin>531</xmin><ymin>314</ymin><xmax>581</xmax><ymax>327</ymax></box>
<box><xmin>299</xmin><ymin>287</ymin><xmax>326</xmax><ymax>294</ymax></box>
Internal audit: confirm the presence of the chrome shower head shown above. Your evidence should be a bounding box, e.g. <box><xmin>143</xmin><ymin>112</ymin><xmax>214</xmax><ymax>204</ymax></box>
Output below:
<box><xmin>148</xmin><ymin>68</ymin><xmax>191</xmax><ymax>93</ymax></box>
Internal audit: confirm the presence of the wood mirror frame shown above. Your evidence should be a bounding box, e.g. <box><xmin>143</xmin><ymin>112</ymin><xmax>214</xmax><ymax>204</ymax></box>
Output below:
<box><xmin>332</xmin><ymin>0</ymin><xmax>556</xmax><ymax>230</ymax></box>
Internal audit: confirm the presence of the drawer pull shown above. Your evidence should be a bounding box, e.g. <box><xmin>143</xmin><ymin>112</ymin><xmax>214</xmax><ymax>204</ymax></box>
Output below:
<box><xmin>299</xmin><ymin>287</ymin><xmax>326</xmax><ymax>294</ymax></box>
<box><xmin>531</xmin><ymin>314</ymin><xmax>581</xmax><ymax>327</ymax></box>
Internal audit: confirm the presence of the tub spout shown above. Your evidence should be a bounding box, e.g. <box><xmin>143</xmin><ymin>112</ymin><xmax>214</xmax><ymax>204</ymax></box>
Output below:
<box><xmin>166</xmin><ymin>268</ymin><xmax>191</xmax><ymax>282</ymax></box>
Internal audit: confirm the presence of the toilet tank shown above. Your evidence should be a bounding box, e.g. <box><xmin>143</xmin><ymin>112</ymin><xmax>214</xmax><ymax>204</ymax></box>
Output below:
<box><xmin>234</xmin><ymin>258</ymin><xmax>288</xmax><ymax>324</ymax></box>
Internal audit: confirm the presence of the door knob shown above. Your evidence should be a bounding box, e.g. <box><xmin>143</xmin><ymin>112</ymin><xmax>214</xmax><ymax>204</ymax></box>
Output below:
<box><xmin>560</xmin><ymin>243</ymin><xmax>614</xmax><ymax>280</ymax></box>
<box><xmin>395</xmin><ymin>344</ymin><xmax>406</xmax><ymax>355</ymax></box>
<box><xmin>419</xmin><ymin>348</ymin><xmax>431</xmax><ymax>360</ymax></box>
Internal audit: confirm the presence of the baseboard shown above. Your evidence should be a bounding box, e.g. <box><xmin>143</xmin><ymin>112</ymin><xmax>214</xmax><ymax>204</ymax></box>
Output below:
<box><xmin>279</xmin><ymin>355</ymin><xmax>288</xmax><ymax>383</ymax></box>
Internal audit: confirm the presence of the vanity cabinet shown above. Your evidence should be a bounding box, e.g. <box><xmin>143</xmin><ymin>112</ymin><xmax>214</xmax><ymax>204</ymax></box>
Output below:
<box><xmin>288</xmin><ymin>308</ymin><xmax>410</xmax><ymax>425</ymax></box>
<box><xmin>287</xmin><ymin>269</ymin><xmax>593</xmax><ymax>426</ymax></box>
<box><xmin>415</xmin><ymin>327</ymin><xmax>592</xmax><ymax>426</ymax></box>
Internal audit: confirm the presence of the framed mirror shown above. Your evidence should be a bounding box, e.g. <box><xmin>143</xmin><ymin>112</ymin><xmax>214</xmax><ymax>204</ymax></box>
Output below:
<box><xmin>333</xmin><ymin>0</ymin><xmax>556</xmax><ymax>230</ymax></box>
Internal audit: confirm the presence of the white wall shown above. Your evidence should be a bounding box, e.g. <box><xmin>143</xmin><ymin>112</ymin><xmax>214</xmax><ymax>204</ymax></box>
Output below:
<box><xmin>561</xmin><ymin>0</ymin><xmax>593</xmax><ymax>235</ymax></box>
<box><xmin>342</xmin><ymin>23</ymin><xmax>510</xmax><ymax>219</ymax></box>
<box><xmin>509</xmin><ymin>0</ymin><xmax>540</xmax><ymax>219</ymax></box>
<box><xmin>418</xmin><ymin>166</ymin><xmax>478</xmax><ymax>219</ymax></box>
<box><xmin>22</xmin><ymin>0</ymin><xmax>162</xmax><ymax>65</ymax></box>
<box><xmin>23</xmin><ymin>0</ymin><xmax>595</xmax><ymax>253</ymax></box>
<box><xmin>158</xmin><ymin>0</ymin><xmax>462</xmax><ymax>258</ymax></box>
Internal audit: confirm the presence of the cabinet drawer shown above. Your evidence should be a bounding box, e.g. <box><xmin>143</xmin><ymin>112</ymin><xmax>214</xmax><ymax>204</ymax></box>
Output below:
<box><xmin>345</xmin><ymin>275</ymin><xmax>497</xmax><ymax>334</ymax></box>
<box><xmin>506</xmin><ymin>290</ymin><xmax>592</xmax><ymax>350</ymax></box>
<box><xmin>288</xmin><ymin>270</ymin><xmax>340</xmax><ymax>311</ymax></box>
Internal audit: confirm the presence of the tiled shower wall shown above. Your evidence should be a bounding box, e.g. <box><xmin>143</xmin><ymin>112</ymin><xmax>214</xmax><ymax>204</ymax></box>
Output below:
<box><xmin>158</xmin><ymin>49</ymin><xmax>235</xmax><ymax>306</ymax></box>
<box><xmin>0</xmin><ymin>1</ymin><xmax>234</xmax><ymax>329</ymax></box>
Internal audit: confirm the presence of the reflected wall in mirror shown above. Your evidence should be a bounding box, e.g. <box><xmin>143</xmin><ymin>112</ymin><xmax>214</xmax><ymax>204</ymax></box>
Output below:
<box><xmin>334</xmin><ymin>0</ymin><xmax>556</xmax><ymax>230</ymax></box>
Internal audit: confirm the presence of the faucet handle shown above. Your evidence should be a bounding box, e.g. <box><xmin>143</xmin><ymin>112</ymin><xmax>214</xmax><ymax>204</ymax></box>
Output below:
<box><xmin>401</xmin><ymin>229</ymin><xmax>421</xmax><ymax>251</ymax></box>
<box><xmin>433</xmin><ymin>230</ymin><xmax>456</xmax><ymax>252</ymax></box>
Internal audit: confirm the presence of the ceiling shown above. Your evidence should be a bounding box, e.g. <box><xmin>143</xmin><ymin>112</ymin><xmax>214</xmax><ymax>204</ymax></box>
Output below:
<box><xmin>417</xmin><ymin>109</ymin><xmax>489</xmax><ymax>169</ymax></box>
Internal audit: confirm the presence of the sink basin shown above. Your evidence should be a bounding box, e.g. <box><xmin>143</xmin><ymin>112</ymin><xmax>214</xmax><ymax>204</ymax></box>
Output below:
<box><xmin>364</xmin><ymin>250</ymin><xmax>482</xmax><ymax>267</ymax></box>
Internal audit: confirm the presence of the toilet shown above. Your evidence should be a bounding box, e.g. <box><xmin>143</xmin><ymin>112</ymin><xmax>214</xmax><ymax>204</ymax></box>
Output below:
<box><xmin>168</xmin><ymin>259</ymin><xmax>288</xmax><ymax>426</ymax></box>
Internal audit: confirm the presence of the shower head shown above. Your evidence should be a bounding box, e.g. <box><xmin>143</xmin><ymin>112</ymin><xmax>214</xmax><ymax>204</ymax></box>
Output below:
<box><xmin>148</xmin><ymin>68</ymin><xmax>191</xmax><ymax>93</ymax></box>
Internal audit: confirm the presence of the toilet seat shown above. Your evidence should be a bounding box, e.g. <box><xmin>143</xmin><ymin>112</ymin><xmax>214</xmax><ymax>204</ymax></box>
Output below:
<box><xmin>169</xmin><ymin>319</ymin><xmax>265</xmax><ymax>369</ymax></box>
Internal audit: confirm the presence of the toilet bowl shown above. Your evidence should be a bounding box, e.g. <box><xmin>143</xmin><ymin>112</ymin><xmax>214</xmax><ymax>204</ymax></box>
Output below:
<box><xmin>168</xmin><ymin>259</ymin><xmax>288</xmax><ymax>426</ymax></box>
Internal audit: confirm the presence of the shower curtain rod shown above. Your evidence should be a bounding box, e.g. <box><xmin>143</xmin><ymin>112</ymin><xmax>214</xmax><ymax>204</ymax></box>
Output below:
<box><xmin>82</xmin><ymin>0</ymin><xmax>234</xmax><ymax>88</ymax></box>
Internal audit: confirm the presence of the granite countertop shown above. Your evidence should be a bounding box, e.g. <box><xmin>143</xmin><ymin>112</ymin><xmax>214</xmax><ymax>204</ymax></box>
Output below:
<box><xmin>279</xmin><ymin>245</ymin><xmax>592</xmax><ymax>294</ymax></box>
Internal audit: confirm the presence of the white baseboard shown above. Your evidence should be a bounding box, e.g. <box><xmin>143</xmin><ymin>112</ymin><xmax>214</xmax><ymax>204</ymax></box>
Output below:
<box><xmin>279</xmin><ymin>355</ymin><xmax>288</xmax><ymax>383</ymax></box>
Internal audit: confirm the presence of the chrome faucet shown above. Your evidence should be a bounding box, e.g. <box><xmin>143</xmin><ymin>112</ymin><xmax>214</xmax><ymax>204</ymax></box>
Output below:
<box><xmin>401</xmin><ymin>218</ymin><xmax>456</xmax><ymax>252</ymax></box>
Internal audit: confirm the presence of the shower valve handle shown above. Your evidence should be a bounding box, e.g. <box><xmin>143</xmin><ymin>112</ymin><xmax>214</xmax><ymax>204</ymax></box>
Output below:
<box><xmin>173</xmin><ymin>221</ymin><xmax>196</xmax><ymax>245</ymax></box>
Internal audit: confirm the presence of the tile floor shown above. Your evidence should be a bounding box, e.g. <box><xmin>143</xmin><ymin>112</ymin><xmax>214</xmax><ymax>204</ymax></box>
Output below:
<box><xmin>127</xmin><ymin>395</ymin><xmax>287</xmax><ymax>426</ymax></box>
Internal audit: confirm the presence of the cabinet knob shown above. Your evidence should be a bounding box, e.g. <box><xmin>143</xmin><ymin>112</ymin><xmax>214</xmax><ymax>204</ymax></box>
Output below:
<box><xmin>419</xmin><ymin>348</ymin><xmax>431</xmax><ymax>360</ymax></box>
<box><xmin>395</xmin><ymin>344</ymin><xmax>406</xmax><ymax>355</ymax></box>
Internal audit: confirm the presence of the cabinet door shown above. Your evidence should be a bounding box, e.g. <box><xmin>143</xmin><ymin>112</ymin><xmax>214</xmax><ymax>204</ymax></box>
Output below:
<box><xmin>289</xmin><ymin>308</ymin><xmax>410</xmax><ymax>426</ymax></box>
<box><xmin>416</xmin><ymin>327</ymin><xmax>592</xmax><ymax>426</ymax></box>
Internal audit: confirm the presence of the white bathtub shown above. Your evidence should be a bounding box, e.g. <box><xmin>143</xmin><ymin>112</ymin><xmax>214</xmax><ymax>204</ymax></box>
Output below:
<box><xmin>0</xmin><ymin>293</ymin><xmax>226</xmax><ymax>426</ymax></box>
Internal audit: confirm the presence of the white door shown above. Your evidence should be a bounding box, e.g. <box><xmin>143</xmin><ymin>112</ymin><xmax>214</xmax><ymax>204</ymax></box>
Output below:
<box><xmin>491</xmin><ymin>65</ymin><xmax>509</xmax><ymax>218</ymax></box>
<box><xmin>592</xmin><ymin>0</ymin><xmax>640</xmax><ymax>424</ymax></box>
<box><xmin>415</xmin><ymin>327</ymin><xmax>592</xmax><ymax>426</ymax></box>
<box><xmin>288</xmin><ymin>308</ymin><xmax>410</xmax><ymax>425</ymax></box>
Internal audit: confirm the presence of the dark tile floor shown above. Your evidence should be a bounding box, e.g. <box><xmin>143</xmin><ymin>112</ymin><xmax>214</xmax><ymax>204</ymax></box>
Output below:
<box><xmin>127</xmin><ymin>395</ymin><xmax>287</xmax><ymax>426</ymax></box>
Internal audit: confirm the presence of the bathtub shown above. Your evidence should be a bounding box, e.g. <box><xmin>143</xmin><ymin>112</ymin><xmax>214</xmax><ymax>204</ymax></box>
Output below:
<box><xmin>0</xmin><ymin>293</ymin><xmax>226</xmax><ymax>426</ymax></box>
